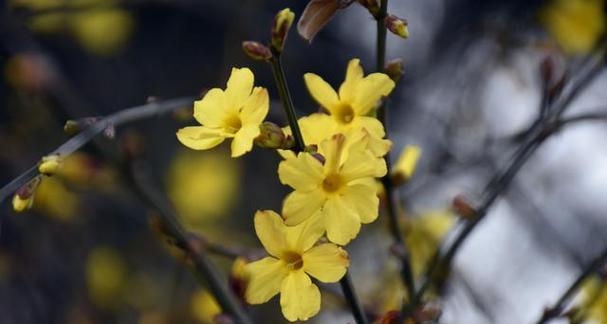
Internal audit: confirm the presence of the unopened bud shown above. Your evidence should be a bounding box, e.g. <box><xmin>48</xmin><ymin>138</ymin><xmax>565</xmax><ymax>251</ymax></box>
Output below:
<box><xmin>255</xmin><ymin>122</ymin><xmax>289</xmax><ymax>149</ymax></box>
<box><xmin>242</xmin><ymin>41</ymin><xmax>272</xmax><ymax>61</ymax></box>
<box><xmin>12</xmin><ymin>176</ymin><xmax>41</xmax><ymax>212</ymax></box>
<box><xmin>392</xmin><ymin>145</ymin><xmax>421</xmax><ymax>186</ymax></box>
<box><xmin>385</xmin><ymin>58</ymin><xmax>404</xmax><ymax>82</ymax></box>
<box><xmin>38</xmin><ymin>154</ymin><xmax>61</xmax><ymax>176</ymax></box>
<box><xmin>386</xmin><ymin>14</ymin><xmax>409</xmax><ymax>39</ymax></box>
<box><xmin>357</xmin><ymin>0</ymin><xmax>380</xmax><ymax>17</ymax></box>
<box><xmin>229</xmin><ymin>257</ymin><xmax>249</xmax><ymax>300</ymax></box>
<box><xmin>271</xmin><ymin>8</ymin><xmax>295</xmax><ymax>53</ymax></box>
<box><xmin>375</xmin><ymin>310</ymin><xmax>402</xmax><ymax>324</ymax></box>
<box><xmin>64</xmin><ymin>117</ymin><xmax>114</xmax><ymax>138</ymax></box>
<box><xmin>452</xmin><ymin>195</ymin><xmax>477</xmax><ymax>220</ymax></box>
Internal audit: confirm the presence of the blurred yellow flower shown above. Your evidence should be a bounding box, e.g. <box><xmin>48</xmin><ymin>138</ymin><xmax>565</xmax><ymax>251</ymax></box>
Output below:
<box><xmin>177</xmin><ymin>68</ymin><xmax>269</xmax><ymax>158</ymax></box>
<box><xmin>279</xmin><ymin>133</ymin><xmax>386</xmax><ymax>245</ymax></box>
<box><xmin>34</xmin><ymin>176</ymin><xmax>79</xmax><ymax>221</ymax></box>
<box><xmin>405</xmin><ymin>210</ymin><xmax>455</xmax><ymax>277</ymax></box>
<box><xmin>244</xmin><ymin>210</ymin><xmax>349</xmax><ymax>322</ymax></box>
<box><xmin>86</xmin><ymin>247</ymin><xmax>127</xmax><ymax>308</ymax></box>
<box><xmin>191</xmin><ymin>290</ymin><xmax>222</xmax><ymax>324</ymax></box>
<box><xmin>166</xmin><ymin>149</ymin><xmax>240</xmax><ymax>228</ymax></box>
<box><xmin>580</xmin><ymin>277</ymin><xmax>607</xmax><ymax>323</ymax></box>
<box><xmin>304</xmin><ymin>58</ymin><xmax>394</xmax><ymax>141</ymax></box>
<box><xmin>59</xmin><ymin>152</ymin><xmax>116</xmax><ymax>189</ymax></box>
<box><xmin>9</xmin><ymin>0</ymin><xmax>134</xmax><ymax>56</ymax></box>
<box><xmin>392</xmin><ymin>145</ymin><xmax>422</xmax><ymax>185</ymax></box>
<box><xmin>540</xmin><ymin>0</ymin><xmax>606</xmax><ymax>54</ymax></box>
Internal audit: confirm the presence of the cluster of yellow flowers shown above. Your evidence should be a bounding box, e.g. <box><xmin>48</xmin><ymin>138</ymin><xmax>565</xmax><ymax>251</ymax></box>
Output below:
<box><xmin>176</xmin><ymin>57</ymin><xmax>397</xmax><ymax>320</ymax></box>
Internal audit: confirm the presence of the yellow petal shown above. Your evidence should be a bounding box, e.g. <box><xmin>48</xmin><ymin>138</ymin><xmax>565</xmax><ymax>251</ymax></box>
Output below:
<box><xmin>393</xmin><ymin>145</ymin><xmax>422</xmax><ymax>180</ymax></box>
<box><xmin>225</xmin><ymin>67</ymin><xmax>254</xmax><ymax>110</ymax></box>
<box><xmin>297</xmin><ymin>113</ymin><xmax>339</xmax><ymax>146</ymax></box>
<box><xmin>230</xmin><ymin>124</ymin><xmax>259</xmax><ymax>157</ymax></box>
<box><xmin>304</xmin><ymin>73</ymin><xmax>340</xmax><ymax>112</ymax></box>
<box><xmin>244</xmin><ymin>256</ymin><xmax>288</xmax><ymax>304</ymax></box>
<box><xmin>342</xmin><ymin>183</ymin><xmax>379</xmax><ymax>224</ymax></box>
<box><xmin>338</xmin><ymin>58</ymin><xmax>364</xmax><ymax>103</ymax></box>
<box><xmin>280</xmin><ymin>270</ymin><xmax>321</xmax><ymax>322</ymax></box>
<box><xmin>285</xmin><ymin>213</ymin><xmax>325</xmax><ymax>252</ymax></box>
<box><xmin>303</xmin><ymin>243</ymin><xmax>349</xmax><ymax>283</ymax></box>
<box><xmin>340</xmin><ymin>150</ymin><xmax>387</xmax><ymax>181</ymax></box>
<box><xmin>358</xmin><ymin>116</ymin><xmax>386</xmax><ymax>138</ymax></box>
<box><xmin>193</xmin><ymin>88</ymin><xmax>231</xmax><ymax>127</ymax></box>
<box><xmin>176</xmin><ymin>126</ymin><xmax>225</xmax><ymax>150</ymax></box>
<box><xmin>282</xmin><ymin>189</ymin><xmax>326</xmax><ymax>226</ymax></box>
<box><xmin>352</xmin><ymin>73</ymin><xmax>395</xmax><ymax>115</ymax></box>
<box><xmin>278</xmin><ymin>153</ymin><xmax>324</xmax><ymax>191</ymax></box>
<box><xmin>240</xmin><ymin>87</ymin><xmax>269</xmax><ymax>125</ymax></box>
<box><xmin>319</xmin><ymin>134</ymin><xmax>346</xmax><ymax>175</ymax></box>
<box><xmin>254</xmin><ymin>210</ymin><xmax>288</xmax><ymax>258</ymax></box>
<box><xmin>323</xmin><ymin>196</ymin><xmax>361</xmax><ymax>245</ymax></box>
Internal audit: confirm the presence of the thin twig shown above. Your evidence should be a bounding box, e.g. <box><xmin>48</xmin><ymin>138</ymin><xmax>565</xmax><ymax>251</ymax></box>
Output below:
<box><xmin>0</xmin><ymin>96</ymin><xmax>195</xmax><ymax>204</ymax></box>
<box><xmin>340</xmin><ymin>272</ymin><xmax>369</xmax><ymax>324</ymax></box>
<box><xmin>125</xmin><ymin>159</ymin><xmax>253</xmax><ymax>324</ymax></box>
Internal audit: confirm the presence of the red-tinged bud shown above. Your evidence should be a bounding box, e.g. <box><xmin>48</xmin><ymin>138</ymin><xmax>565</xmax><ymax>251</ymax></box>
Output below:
<box><xmin>254</xmin><ymin>122</ymin><xmax>291</xmax><ymax>149</ymax></box>
<box><xmin>385</xmin><ymin>58</ymin><xmax>405</xmax><ymax>82</ymax></box>
<box><xmin>242</xmin><ymin>41</ymin><xmax>272</xmax><ymax>61</ymax></box>
<box><xmin>452</xmin><ymin>195</ymin><xmax>477</xmax><ymax>220</ymax></box>
<box><xmin>12</xmin><ymin>176</ymin><xmax>42</xmax><ymax>212</ymax></box>
<box><xmin>375</xmin><ymin>310</ymin><xmax>402</xmax><ymax>324</ymax></box>
<box><xmin>386</xmin><ymin>14</ymin><xmax>409</xmax><ymax>39</ymax></box>
<box><xmin>271</xmin><ymin>9</ymin><xmax>295</xmax><ymax>53</ymax></box>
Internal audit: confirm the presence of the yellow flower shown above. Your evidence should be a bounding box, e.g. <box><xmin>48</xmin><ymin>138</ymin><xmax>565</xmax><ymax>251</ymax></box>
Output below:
<box><xmin>540</xmin><ymin>0</ymin><xmax>606</xmax><ymax>54</ymax></box>
<box><xmin>86</xmin><ymin>247</ymin><xmax>127</xmax><ymax>308</ymax></box>
<box><xmin>404</xmin><ymin>210</ymin><xmax>455</xmax><ymax>277</ymax></box>
<box><xmin>579</xmin><ymin>277</ymin><xmax>607</xmax><ymax>323</ymax></box>
<box><xmin>177</xmin><ymin>67</ymin><xmax>269</xmax><ymax>157</ymax></box>
<box><xmin>34</xmin><ymin>176</ymin><xmax>80</xmax><ymax>221</ymax></box>
<box><xmin>191</xmin><ymin>290</ymin><xmax>222</xmax><ymax>324</ymax></box>
<box><xmin>244</xmin><ymin>210</ymin><xmax>349</xmax><ymax>322</ymax></box>
<box><xmin>38</xmin><ymin>154</ymin><xmax>61</xmax><ymax>175</ymax></box>
<box><xmin>70</xmin><ymin>9</ymin><xmax>134</xmax><ymax>56</ymax></box>
<box><xmin>304</xmin><ymin>58</ymin><xmax>394</xmax><ymax>137</ymax></box>
<box><xmin>278</xmin><ymin>133</ymin><xmax>387</xmax><ymax>245</ymax></box>
<box><xmin>166</xmin><ymin>149</ymin><xmax>239</xmax><ymax>228</ymax></box>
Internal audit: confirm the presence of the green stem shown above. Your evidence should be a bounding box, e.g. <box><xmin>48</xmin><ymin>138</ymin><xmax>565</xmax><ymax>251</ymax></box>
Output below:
<box><xmin>374</xmin><ymin>0</ymin><xmax>417</xmax><ymax>308</ymax></box>
<box><xmin>340</xmin><ymin>272</ymin><xmax>369</xmax><ymax>324</ymax></box>
<box><xmin>269</xmin><ymin>55</ymin><xmax>306</xmax><ymax>152</ymax></box>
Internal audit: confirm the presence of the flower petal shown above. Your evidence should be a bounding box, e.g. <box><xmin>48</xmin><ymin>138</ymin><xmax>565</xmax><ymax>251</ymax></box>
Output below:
<box><xmin>240</xmin><ymin>87</ymin><xmax>269</xmax><ymax>125</ymax></box>
<box><xmin>338</xmin><ymin>58</ymin><xmax>364</xmax><ymax>103</ymax></box>
<box><xmin>352</xmin><ymin>73</ymin><xmax>395</xmax><ymax>115</ymax></box>
<box><xmin>280</xmin><ymin>270</ymin><xmax>321</xmax><ymax>322</ymax></box>
<box><xmin>176</xmin><ymin>126</ymin><xmax>225</xmax><ymax>150</ymax></box>
<box><xmin>193</xmin><ymin>88</ymin><xmax>231</xmax><ymax>127</ymax></box>
<box><xmin>303</xmin><ymin>243</ymin><xmax>349</xmax><ymax>282</ymax></box>
<box><xmin>323</xmin><ymin>196</ymin><xmax>361</xmax><ymax>245</ymax></box>
<box><xmin>342</xmin><ymin>183</ymin><xmax>380</xmax><ymax>224</ymax></box>
<box><xmin>225</xmin><ymin>67</ymin><xmax>254</xmax><ymax>110</ymax></box>
<box><xmin>254</xmin><ymin>210</ymin><xmax>288</xmax><ymax>258</ymax></box>
<box><xmin>244</xmin><ymin>257</ymin><xmax>288</xmax><ymax>304</ymax></box>
<box><xmin>282</xmin><ymin>189</ymin><xmax>326</xmax><ymax>226</ymax></box>
<box><xmin>319</xmin><ymin>134</ymin><xmax>346</xmax><ymax>175</ymax></box>
<box><xmin>358</xmin><ymin>116</ymin><xmax>386</xmax><ymax>138</ymax></box>
<box><xmin>340</xmin><ymin>150</ymin><xmax>387</xmax><ymax>181</ymax></box>
<box><xmin>297</xmin><ymin>113</ymin><xmax>339</xmax><ymax>146</ymax></box>
<box><xmin>278</xmin><ymin>153</ymin><xmax>324</xmax><ymax>191</ymax></box>
<box><xmin>285</xmin><ymin>213</ymin><xmax>325</xmax><ymax>252</ymax></box>
<box><xmin>230</xmin><ymin>124</ymin><xmax>260</xmax><ymax>157</ymax></box>
<box><xmin>304</xmin><ymin>73</ymin><xmax>340</xmax><ymax>112</ymax></box>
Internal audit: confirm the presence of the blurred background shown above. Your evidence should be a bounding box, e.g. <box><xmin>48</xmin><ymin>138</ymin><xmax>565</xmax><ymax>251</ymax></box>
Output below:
<box><xmin>1</xmin><ymin>0</ymin><xmax>607</xmax><ymax>323</ymax></box>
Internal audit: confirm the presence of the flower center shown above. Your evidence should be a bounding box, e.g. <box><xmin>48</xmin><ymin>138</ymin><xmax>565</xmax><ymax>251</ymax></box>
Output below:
<box><xmin>322</xmin><ymin>173</ymin><xmax>344</xmax><ymax>193</ymax></box>
<box><xmin>334</xmin><ymin>103</ymin><xmax>355</xmax><ymax>124</ymax></box>
<box><xmin>282</xmin><ymin>251</ymin><xmax>303</xmax><ymax>270</ymax></box>
<box><xmin>224</xmin><ymin>114</ymin><xmax>242</xmax><ymax>133</ymax></box>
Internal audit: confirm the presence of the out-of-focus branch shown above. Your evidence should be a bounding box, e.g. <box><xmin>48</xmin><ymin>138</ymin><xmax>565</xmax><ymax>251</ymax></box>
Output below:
<box><xmin>124</xmin><ymin>159</ymin><xmax>253</xmax><ymax>324</ymax></box>
<box><xmin>0</xmin><ymin>97</ymin><xmax>195</xmax><ymax>204</ymax></box>
<box><xmin>415</xmin><ymin>44</ymin><xmax>607</xmax><ymax>304</ymax></box>
<box><xmin>535</xmin><ymin>245</ymin><xmax>607</xmax><ymax>324</ymax></box>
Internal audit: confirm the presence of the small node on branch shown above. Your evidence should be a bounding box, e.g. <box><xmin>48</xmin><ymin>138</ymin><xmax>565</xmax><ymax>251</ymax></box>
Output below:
<box><xmin>452</xmin><ymin>195</ymin><xmax>478</xmax><ymax>220</ymax></box>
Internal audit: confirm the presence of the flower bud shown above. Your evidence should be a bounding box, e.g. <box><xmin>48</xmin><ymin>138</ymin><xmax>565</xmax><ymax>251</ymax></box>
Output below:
<box><xmin>229</xmin><ymin>257</ymin><xmax>249</xmax><ymax>301</ymax></box>
<box><xmin>392</xmin><ymin>145</ymin><xmax>421</xmax><ymax>186</ymax></box>
<box><xmin>271</xmin><ymin>8</ymin><xmax>295</xmax><ymax>53</ymax></box>
<box><xmin>357</xmin><ymin>0</ymin><xmax>380</xmax><ymax>17</ymax></box>
<box><xmin>386</xmin><ymin>14</ymin><xmax>409</xmax><ymax>39</ymax></box>
<box><xmin>385</xmin><ymin>58</ymin><xmax>404</xmax><ymax>82</ymax></box>
<box><xmin>38</xmin><ymin>154</ymin><xmax>61</xmax><ymax>176</ymax></box>
<box><xmin>255</xmin><ymin>122</ymin><xmax>291</xmax><ymax>149</ymax></box>
<box><xmin>242</xmin><ymin>41</ymin><xmax>272</xmax><ymax>61</ymax></box>
<box><xmin>64</xmin><ymin>117</ymin><xmax>99</xmax><ymax>135</ymax></box>
<box><xmin>452</xmin><ymin>195</ymin><xmax>477</xmax><ymax>220</ymax></box>
<box><xmin>12</xmin><ymin>176</ymin><xmax>41</xmax><ymax>212</ymax></box>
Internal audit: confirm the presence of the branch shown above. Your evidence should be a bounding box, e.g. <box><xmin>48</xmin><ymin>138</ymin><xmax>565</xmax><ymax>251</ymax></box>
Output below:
<box><xmin>535</xmin><ymin>245</ymin><xmax>607</xmax><ymax>324</ymax></box>
<box><xmin>0</xmin><ymin>96</ymin><xmax>195</xmax><ymax>204</ymax></box>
